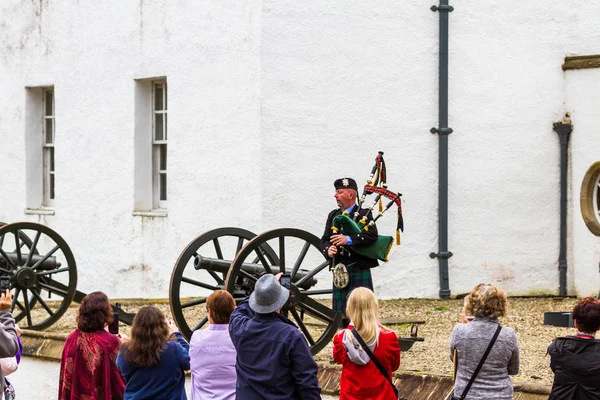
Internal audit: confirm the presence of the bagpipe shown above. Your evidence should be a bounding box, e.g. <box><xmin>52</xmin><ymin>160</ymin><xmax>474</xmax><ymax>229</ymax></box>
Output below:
<box><xmin>331</xmin><ymin>151</ymin><xmax>404</xmax><ymax>263</ymax></box>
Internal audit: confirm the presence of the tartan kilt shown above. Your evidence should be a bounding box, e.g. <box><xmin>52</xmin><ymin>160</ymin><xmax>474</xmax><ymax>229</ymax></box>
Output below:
<box><xmin>332</xmin><ymin>265</ymin><xmax>373</xmax><ymax>313</ymax></box>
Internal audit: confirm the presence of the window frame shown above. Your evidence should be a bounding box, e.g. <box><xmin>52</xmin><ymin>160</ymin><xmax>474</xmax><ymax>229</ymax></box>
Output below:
<box><xmin>580</xmin><ymin>161</ymin><xmax>600</xmax><ymax>236</ymax></box>
<box><xmin>152</xmin><ymin>81</ymin><xmax>167</xmax><ymax>209</ymax></box>
<box><xmin>42</xmin><ymin>89</ymin><xmax>55</xmax><ymax>207</ymax></box>
<box><xmin>593</xmin><ymin>175</ymin><xmax>600</xmax><ymax>225</ymax></box>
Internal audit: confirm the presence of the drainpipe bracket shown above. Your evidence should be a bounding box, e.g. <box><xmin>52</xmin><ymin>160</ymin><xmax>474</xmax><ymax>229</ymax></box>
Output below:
<box><xmin>429</xmin><ymin>251</ymin><xmax>453</xmax><ymax>259</ymax></box>
<box><xmin>552</xmin><ymin>123</ymin><xmax>573</xmax><ymax>144</ymax></box>
<box><xmin>431</xmin><ymin>4</ymin><xmax>454</xmax><ymax>12</ymax></box>
<box><xmin>430</xmin><ymin>127</ymin><xmax>453</xmax><ymax>135</ymax></box>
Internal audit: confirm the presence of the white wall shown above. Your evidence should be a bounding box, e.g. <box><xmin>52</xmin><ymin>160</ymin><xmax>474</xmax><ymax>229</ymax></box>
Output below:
<box><xmin>0</xmin><ymin>0</ymin><xmax>599</xmax><ymax>298</ymax></box>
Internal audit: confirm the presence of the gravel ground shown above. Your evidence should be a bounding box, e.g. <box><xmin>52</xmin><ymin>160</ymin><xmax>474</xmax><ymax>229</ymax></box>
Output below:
<box><xmin>33</xmin><ymin>296</ymin><xmax>579</xmax><ymax>387</ymax></box>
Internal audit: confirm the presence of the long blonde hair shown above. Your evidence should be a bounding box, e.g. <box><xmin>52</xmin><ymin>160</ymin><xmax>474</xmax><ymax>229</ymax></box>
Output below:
<box><xmin>346</xmin><ymin>287</ymin><xmax>379</xmax><ymax>346</ymax></box>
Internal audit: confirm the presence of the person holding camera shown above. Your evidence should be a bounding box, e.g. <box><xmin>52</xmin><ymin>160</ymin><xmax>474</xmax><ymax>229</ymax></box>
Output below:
<box><xmin>547</xmin><ymin>297</ymin><xmax>600</xmax><ymax>399</ymax></box>
<box><xmin>228</xmin><ymin>273</ymin><xmax>321</xmax><ymax>400</ymax></box>
<box><xmin>189</xmin><ymin>290</ymin><xmax>237</xmax><ymax>400</ymax></box>
<box><xmin>449</xmin><ymin>284</ymin><xmax>519</xmax><ymax>400</ymax></box>
<box><xmin>59</xmin><ymin>291</ymin><xmax>125</xmax><ymax>400</ymax></box>
<box><xmin>117</xmin><ymin>306</ymin><xmax>190</xmax><ymax>400</ymax></box>
<box><xmin>0</xmin><ymin>323</ymin><xmax>23</xmax><ymax>399</ymax></box>
<box><xmin>0</xmin><ymin>289</ymin><xmax>18</xmax><ymax>397</ymax></box>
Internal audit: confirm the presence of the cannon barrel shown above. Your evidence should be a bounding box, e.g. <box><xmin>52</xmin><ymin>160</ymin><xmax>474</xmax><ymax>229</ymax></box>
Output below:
<box><xmin>194</xmin><ymin>254</ymin><xmax>318</xmax><ymax>289</ymax></box>
<box><xmin>0</xmin><ymin>252</ymin><xmax>61</xmax><ymax>270</ymax></box>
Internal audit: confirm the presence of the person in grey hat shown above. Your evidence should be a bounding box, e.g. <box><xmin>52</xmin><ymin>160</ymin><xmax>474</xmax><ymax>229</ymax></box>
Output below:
<box><xmin>228</xmin><ymin>273</ymin><xmax>321</xmax><ymax>400</ymax></box>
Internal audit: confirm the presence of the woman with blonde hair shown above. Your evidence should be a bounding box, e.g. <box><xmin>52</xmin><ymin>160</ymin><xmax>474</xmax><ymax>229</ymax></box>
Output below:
<box><xmin>333</xmin><ymin>287</ymin><xmax>400</xmax><ymax>400</ymax></box>
<box><xmin>449</xmin><ymin>283</ymin><xmax>519</xmax><ymax>400</ymax></box>
<box><xmin>117</xmin><ymin>306</ymin><xmax>190</xmax><ymax>400</ymax></box>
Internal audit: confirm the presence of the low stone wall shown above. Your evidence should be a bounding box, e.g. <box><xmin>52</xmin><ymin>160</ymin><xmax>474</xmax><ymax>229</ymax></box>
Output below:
<box><xmin>318</xmin><ymin>365</ymin><xmax>550</xmax><ymax>399</ymax></box>
<box><xmin>21</xmin><ymin>330</ymin><xmax>67</xmax><ymax>361</ymax></box>
<box><xmin>21</xmin><ymin>330</ymin><xmax>550</xmax><ymax>399</ymax></box>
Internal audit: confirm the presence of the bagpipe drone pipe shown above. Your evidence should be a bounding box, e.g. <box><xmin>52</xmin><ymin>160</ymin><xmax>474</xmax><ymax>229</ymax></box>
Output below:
<box><xmin>332</xmin><ymin>151</ymin><xmax>404</xmax><ymax>262</ymax></box>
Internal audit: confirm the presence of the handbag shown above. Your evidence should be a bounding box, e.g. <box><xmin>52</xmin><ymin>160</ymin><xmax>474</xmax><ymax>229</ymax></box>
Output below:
<box><xmin>350</xmin><ymin>329</ymin><xmax>399</xmax><ymax>399</ymax></box>
<box><xmin>3</xmin><ymin>378</ymin><xmax>15</xmax><ymax>400</ymax></box>
<box><xmin>451</xmin><ymin>324</ymin><xmax>502</xmax><ymax>400</ymax></box>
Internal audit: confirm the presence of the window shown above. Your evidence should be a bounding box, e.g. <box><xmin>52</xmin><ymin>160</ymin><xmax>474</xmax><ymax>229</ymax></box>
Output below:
<box><xmin>133</xmin><ymin>77</ymin><xmax>167</xmax><ymax>216</ymax></box>
<box><xmin>153</xmin><ymin>81</ymin><xmax>167</xmax><ymax>207</ymax></box>
<box><xmin>24</xmin><ymin>86</ymin><xmax>55</xmax><ymax>214</ymax></box>
<box><xmin>43</xmin><ymin>89</ymin><xmax>55</xmax><ymax>206</ymax></box>
<box><xmin>580</xmin><ymin>162</ymin><xmax>600</xmax><ymax>236</ymax></box>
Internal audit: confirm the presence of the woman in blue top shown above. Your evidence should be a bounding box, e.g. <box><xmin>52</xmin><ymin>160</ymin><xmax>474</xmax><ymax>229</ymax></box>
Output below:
<box><xmin>117</xmin><ymin>306</ymin><xmax>190</xmax><ymax>400</ymax></box>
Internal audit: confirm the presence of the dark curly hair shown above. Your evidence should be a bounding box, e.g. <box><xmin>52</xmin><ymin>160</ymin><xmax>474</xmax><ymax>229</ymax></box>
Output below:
<box><xmin>207</xmin><ymin>290</ymin><xmax>236</xmax><ymax>324</ymax></box>
<box><xmin>573</xmin><ymin>297</ymin><xmax>600</xmax><ymax>333</ymax></box>
<box><xmin>76</xmin><ymin>291</ymin><xmax>113</xmax><ymax>332</ymax></box>
<box><xmin>122</xmin><ymin>306</ymin><xmax>170</xmax><ymax>368</ymax></box>
<box><xmin>466</xmin><ymin>283</ymin><xmax>507</xmax><ymax>319</ymax></box>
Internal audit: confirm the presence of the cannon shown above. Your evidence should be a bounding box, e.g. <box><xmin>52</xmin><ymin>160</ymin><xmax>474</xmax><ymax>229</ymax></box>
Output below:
<box><xmin>0</xmin><ymin>222</ymin><xmax>134</xmax><ymax>330</ymax></box>
<box><xmin>169</xmin><ymin>227</ymin><xmax>342</xmax><ymax>355</ymax></box>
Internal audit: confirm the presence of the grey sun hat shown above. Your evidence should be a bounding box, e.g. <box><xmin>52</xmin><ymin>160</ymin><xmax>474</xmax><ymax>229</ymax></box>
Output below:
<box><xmin>249</xmin><ymin>274</ymin><xmax>290</xmax><ymax>314</ymax></box>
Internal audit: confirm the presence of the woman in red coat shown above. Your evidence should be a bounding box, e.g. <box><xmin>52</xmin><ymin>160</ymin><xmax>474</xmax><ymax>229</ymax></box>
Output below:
<box><xmin>333</xmin><ymin>287</ymin><xmax>400</xmax><ymax>400</ymax></box>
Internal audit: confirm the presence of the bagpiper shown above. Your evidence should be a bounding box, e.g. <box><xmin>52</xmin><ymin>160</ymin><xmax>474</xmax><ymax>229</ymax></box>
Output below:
<box><xmin>320</xmin><ymin>152</ymin><xmax>403</xmax><ymax>327</ymax></box>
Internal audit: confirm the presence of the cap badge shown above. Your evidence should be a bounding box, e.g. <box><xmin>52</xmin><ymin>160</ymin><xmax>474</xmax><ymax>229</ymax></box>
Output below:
<box><xmin>342</xmin><ymin>178</ymin><xmax>349</xmax><ymax>187</ymax></box>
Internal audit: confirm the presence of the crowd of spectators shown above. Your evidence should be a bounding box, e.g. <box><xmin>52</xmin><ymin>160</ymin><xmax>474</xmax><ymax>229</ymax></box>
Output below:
<box><xmin>0</xmin><ymin>278</ymin><xmax>595</xmax><ymax>399</ymax></box>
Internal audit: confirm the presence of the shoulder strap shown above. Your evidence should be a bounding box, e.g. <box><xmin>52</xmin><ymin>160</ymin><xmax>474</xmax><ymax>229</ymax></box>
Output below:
<box><xmin>351</xmin><ymin>329</ymin><xmax>399</xmax><ymax>398</ymax></box>
<box><xmin>457</xmin><ymin>324</ymin><xmax>502</xmax><ymax>400</ymax></box>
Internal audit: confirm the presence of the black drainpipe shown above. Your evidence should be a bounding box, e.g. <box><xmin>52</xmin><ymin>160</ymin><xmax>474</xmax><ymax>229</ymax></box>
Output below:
<box><xmin>553</xmin><ymin>117</ymin><xmax>572</xmax><ymax>296</ymax></box>
<box><xmin>429</xmin><ymin>1</ymin><xmax>453</xmax><ymax>299</ymax></box>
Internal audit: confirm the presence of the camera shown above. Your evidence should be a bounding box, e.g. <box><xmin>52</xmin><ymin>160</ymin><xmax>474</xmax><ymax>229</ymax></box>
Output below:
<box><xmin>279</xmin><ymin>274</ymin><xmax>291</xmax><ymax>290</ymax></box>
<box><xmin>108</xmin><ymin>302</ymin><xmax>121</xmax><ymax>335</ymax></box>
<box><xmin>279</xmin><ymin>274</ymin><xmax>295</xmax><ymax>309</ymax></box>
<box><xmin>0</xmin><ymin>276</ymin><xmax>11</xmax><ymax>292</ymax></box>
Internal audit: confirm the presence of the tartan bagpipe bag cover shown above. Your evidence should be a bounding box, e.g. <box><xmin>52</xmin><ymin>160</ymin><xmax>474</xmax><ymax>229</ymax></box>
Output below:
<box><xmin>332</xmin><ymin>214</ymin><xmax>393</xmax><ymax>262</ymax></box>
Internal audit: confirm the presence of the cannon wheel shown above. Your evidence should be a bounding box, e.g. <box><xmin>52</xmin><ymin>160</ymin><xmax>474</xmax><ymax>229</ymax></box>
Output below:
<box><xmin>225</xmin><ymin>228</ymin><xmax>342</xmax><ymax>356</ymax></box>
<box><xmin>0</xmin><ymin>222</ymin><xmax>77</xmax><ymax>330</ymax></box>
<box><xmin>169</xmin><ymin>228</ymin><xmax>278</xmax><ymax>340</ymax></box>
<box><xmin>0</xmin><ymin>222</ymin><xmax>42</xmax><ymax>322</ymax></box>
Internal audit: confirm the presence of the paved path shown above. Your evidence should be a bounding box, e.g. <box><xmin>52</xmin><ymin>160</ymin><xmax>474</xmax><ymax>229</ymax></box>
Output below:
<box><xmin>11</xmin><ymin>356</ymin><xmax>338</xmax><ymax>399</ymax></box>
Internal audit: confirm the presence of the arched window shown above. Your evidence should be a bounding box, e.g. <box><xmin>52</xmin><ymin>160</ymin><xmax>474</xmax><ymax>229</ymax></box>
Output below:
<box><xmin>580</xmin><ymin>162</ymin><xmax>600</xmax><ymax>236</ymax></box>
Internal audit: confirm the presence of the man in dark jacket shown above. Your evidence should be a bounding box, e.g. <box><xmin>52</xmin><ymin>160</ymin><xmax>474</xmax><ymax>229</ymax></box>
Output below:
<box><xmin>320</xmin><ymin>177</ymin><xmax>379</xmax><ymax>317</ymax></box>
<box><xmin>229</xmin><ymin>274</ymin><xmax>321</xmax><ymax>400</ymax></box>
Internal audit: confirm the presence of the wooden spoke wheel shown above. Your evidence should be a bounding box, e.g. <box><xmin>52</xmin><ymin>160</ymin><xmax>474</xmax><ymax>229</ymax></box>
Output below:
<box><xmin>0</xmin><ymin>222</ymin><xmax>40</xmax><ymax>322</ymax></box>
<box><xmin>169</xmin><ymin>228</ymin><xmax>278</xmax><ymax>341</ymax></box>
<box><xmin>0</xmin><ymin>222</ymin><xmax>77</xmax><ymax>330</ymax></box>
<box><xmin>225</xmin><ymin>228</ymin><xmax>341</xmax><ymax>356</ymax></box>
